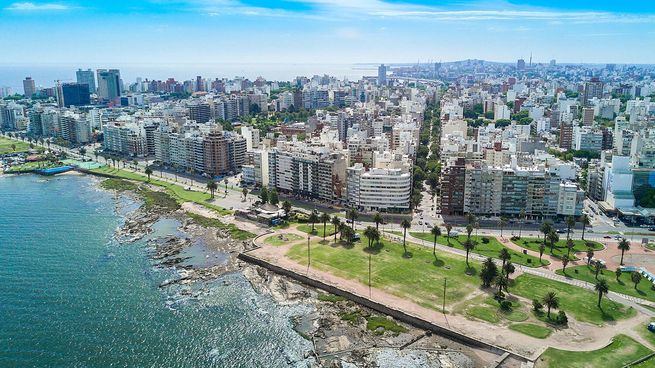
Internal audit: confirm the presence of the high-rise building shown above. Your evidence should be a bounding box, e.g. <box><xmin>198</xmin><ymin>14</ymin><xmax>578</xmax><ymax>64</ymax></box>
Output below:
<box><xmin>62</xmin><ymin>83</ymin><xmax>91</xmax><ymax>107</ymax></box>
<box><xmin>23</xmin><ymin>77</ymin><xmax>36</xmax><ymax>97</ymax></box>
<box><xmin>96</xmin><ymin>69</ymin><xmax>122</xmax><ymax>103</ymax></box>
<box><xmin>583</xmin><ymin>78</ymin><xmax>604</xmax><ymax>106</ymax></box>
<box><xmin>559</xmin><ymin>123</ymin><xmax>573</xmax><ymax>150</ymax></box>
<box><xmin>188</xmin><ymin>102</ymin><xmax>211</xmax><ymax>123</ymax></box>
<box><xmin>76</xmin><ymin>69</ymin><xmax>96</xmax><ymax>93</ymax></box>
<box><xmin>377</xmin><ymin>64</ymin><xmax>387</xmax><ymax>86</ymax></box>
<box><xmin>517</xmin><ymin>59</ymin><xmax>526</xmax><ymax>71</ymax></box>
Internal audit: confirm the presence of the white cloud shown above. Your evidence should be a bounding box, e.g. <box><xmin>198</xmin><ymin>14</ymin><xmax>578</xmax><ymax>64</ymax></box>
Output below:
<box><xmin>5</xmin><ymin>2</ymin><xmax>70</xmax><ymax>11</ymax></box>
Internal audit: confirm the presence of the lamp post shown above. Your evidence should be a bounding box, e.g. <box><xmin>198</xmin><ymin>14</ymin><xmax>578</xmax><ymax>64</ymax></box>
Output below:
<box><xmin>368</xmin><ymin>253</ymin><xmax>372</xmax><ymax>298</ymax></box>
<box><xmin>307</xmin><ymin>235</ymin><xmax>311</xmax><ymax>268</ymax></box>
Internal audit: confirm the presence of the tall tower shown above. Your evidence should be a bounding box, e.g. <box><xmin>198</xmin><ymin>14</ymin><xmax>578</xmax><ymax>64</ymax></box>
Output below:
<box><xmin>76</xmin><ymin>69</ymin><xmax>96</xmax><ymax>93</ymax></box>
<box><xmin>23</xmin><ymin>77</ymin><xmax>36</xmax><ymax>97</ymax></box>
<box><xmin>96</xmin><ymin>69</ymin><xmax>122</xmax><ymax>103</ymax></box>
<box><xmin>377</xmin><ymin>64</ymin><xmax>387</xmax><ymax>86</ymax></box>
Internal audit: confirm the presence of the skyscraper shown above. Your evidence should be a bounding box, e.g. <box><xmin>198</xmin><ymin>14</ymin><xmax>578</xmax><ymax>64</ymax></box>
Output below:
<box><xmin>96</xmin><ymin>69</ymin><xmax>122</xmax><ymax>103</ymax></box>
<box><xmin>583</xmin><ymin>78</ymin><xmax>604</xmax><ymax>106</ymax></box>
<box><xmin>76</xmin><ymin>69</ymin><xmax>96</xmax><ymax>93</ymax></box>
<box><xmin>517</xmin><ymin>59</ymin><xmax>526</xmax><ymax>71</ymax></box>
<box><xmin>23</xmin><ymin>77</ymin><xmax>36</xmax><ymax>97</ymax></box>
<box><xmin>62</xmin><ymin>83</ymin><xmax>91</xmax><ymax>107</ymax></box>
<box><xmin>377</xmin><ymin>64</ymin><xmax>387</xmax><ymax>86</ymax></box>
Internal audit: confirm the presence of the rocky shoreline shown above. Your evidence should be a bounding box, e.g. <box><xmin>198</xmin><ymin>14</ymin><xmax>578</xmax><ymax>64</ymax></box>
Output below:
<box><xmin>106</xmin><ymin>180</ymin><xmax>496</xmax><ymax>368</ymax></box>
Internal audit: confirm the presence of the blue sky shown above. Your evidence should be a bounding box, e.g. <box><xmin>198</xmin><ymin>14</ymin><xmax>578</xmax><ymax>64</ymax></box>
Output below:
<box><xmin>1</xmin><ymin>0</ymin><xmax>654</xmax><ymax>65</ymax></box>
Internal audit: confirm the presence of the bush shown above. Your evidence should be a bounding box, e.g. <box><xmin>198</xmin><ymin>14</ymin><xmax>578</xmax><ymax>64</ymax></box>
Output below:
<box><xmin>532</xmin><ymin>299</ymin><xmax>543</xmax><ymax>312</ymax></box>
<box><xmin>557</xmin><ymin>310</ymin><xmax>568</xmax><ymax>325</ymax></box>
<box><xmin>482</xmin><ymin>237</ymin><xmax>490</xmax><ymax>244</ymax></box>
<box><xmin>511</xmin><ymin>236</ymin><xmax>520</xmax><ymax>241</ymax></box>
<box><xmin>500</xmin><ymin>300</ymin><xmax>513</xmax><ymax>311</ymax></box>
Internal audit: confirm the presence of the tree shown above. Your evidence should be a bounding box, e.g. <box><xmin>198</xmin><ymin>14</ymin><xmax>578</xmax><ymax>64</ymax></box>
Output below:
<box><xmin>547</xmin><ymin>230</ymin><xmax>559</xmax><ymax>253</ymax></box>
<box><xmin>373</xmin><ymin>212</ymin><xmax>384</xmax><ymax>231</ymax></box>
<box><xmin>308</xmin><ymin>212</ymin><xmax>319</xmax><ymax>233</ymax></box>
<box><xmin>580</xmin><ymin>214</ymin><xmax>590</xmax><ymax>240</ymax></box>
<box><xmin>79</xmin><ymin>147</ymin><xmax>87</xmax><ymax>158</ymax></box>
<box><xmin>430</xmin><ymin>225</ymin><xmax>441</xmax><ymax>256</ymax></box>
<box><xmin>348</xmin><ymin>209</ymin><xmax>358</xmax><ymax>232</ymax></box>
<box><xmin>542</xmin><ymin>291</ymin><xmax>559</xmax><ymax>318</ymax></box>
<box><xmin>594</xmin><ymin>260</ymin><xmax>603</xmax><ymax>280</ymax></box>
<box><xmin>618</xmin><ymin>238</ymin><xmax>631</xmax><ymax>265</ymax></box>
<box><xmin>320</xmin><ymin>212</ymin><xmax>331</xmax><ymax>240</ymax></box>
<box><xmin>445</xmin><ymin>224</ymin><xmax>453</xmax><ymax>246</ymax></box>
<box><xmin>466</xmin><ymin>224</ymin><xmax>473</xmax><ymax>241</ymax></box>
<box><xmin>480</xmin><ymin>258</ymin><xmax>498</xmax><ymax>288</ymax></box>
<box><xmin>401</xmin><ymin>219</ymin><xmax>411</xmax><ymax>255</ymax></box>
<box><xmin>586</xmin><ymin>248</ymin><xmax>595</xmax><ymax>266</ymax></box>
<box><xmin>566</xmin><ymin>216</ymin><xmax>575</xmax><ymax>240</ymax></box>
<box><xmin>259</xmin><ymin>186</ymin><xmax>269</xmax><ymax>204</ymax></box>
<box><xmin>223</xmin><ymin>178</ymin><xmax>229</xmax><ymax>195</ymax></box>
<box><xmin>632</xmin><ymin>272</ymin><xmax>643</xmax><ymax>290</ymax></box>
<box><xmin>595</xmin><ymin>279</ymin><xmax>609</xmax><ymax>308</ymax></box>
<box><xmin>562</xmin><ymin>258</ymin><xmax>569</xmax><ymax>273</ymax></box>
<box><xmin>503</xmin><ymin>262</ymin><xmax>515</xmax><ymax>285</ymax></box>
<box><xmin>540</xmin><ymin>222</ymin><xmax>553</xmax><ymax>242</ymax></box>
<box><xmin>465</xmin><ymin>213</ymin><xmax>476</xmax><ymax>225</ymax></box>
<box><xmin>331</xmin><ymin>216</ymin><xmax>341</xmax><ymax>243</ymax></box>
<box><xmin>566</xmin><ymin>239</ymin><xmax>575</xmax><ymax>260</ymax></box>
<box><xmin>269</xmin><ymin>190</ymin><xmax>279</xmax><ymax>206</ymax></box>
<box><xmin>538</xmin><ymin>243</ymin><xmax>546</xmax><ymax>263</ymax></box>
<box><xmin>463</xmin><ymin>239</ymin><xmax>475</xmax><ymax>266</ymax></box>
<box><xmin>518</xmin><ymin>209</ymin><xmax>526</xmax><ymax>238</ymax></box>
<box><xmin>206</xmin><ymin>180</ymin><xmax>217</xmax><ymax>198</ymax></box>
<box><xmin>282</xmin><ymin>201</ymin><xmax>292</xmax><ymax>217</ymax></box>
<box><xmin>499</xmin><ymin>248</ymin><xmax>511</xmax><ymax>269</ymax></box>
<box><xmin>495</xmin><ymin>275</ymin><xmax>508</xmax><ymax>294</ymax></box>
<box><xmin>364</xmin><ymin>226</ymin><xmax>376</xmax><ymax>249</ymax></box>
<box><xmin>499</xmin><ymin>216</ymin><xmax>508</xmax><ymax>238</ymax></box>
<box><xmin>242</xmin><ymin>188</ymin><xmax>248</xmax><ymax>201</ymax></box>
<box><xmin>615</xmin><ymin>267</ymin><xmax>623</xmax><ymax>282</ymax></box>
<box><xmin>145</xmin><ymin>166</ymin><xmax>153</xmax><ymax>181</ymax></box>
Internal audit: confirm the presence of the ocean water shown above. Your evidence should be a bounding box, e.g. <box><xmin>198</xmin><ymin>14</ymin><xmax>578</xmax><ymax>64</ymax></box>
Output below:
<box><xmin>0</xmin><ymin>174</ymin><xmax>313</xmax><ymax>368</ymax></box>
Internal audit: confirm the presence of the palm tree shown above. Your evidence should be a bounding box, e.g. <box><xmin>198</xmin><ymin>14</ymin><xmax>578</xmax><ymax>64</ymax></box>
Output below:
<box><xmin>566</xmin><ymin>216</ymin><xmax>575</xmax><ymax>240</ymax></box>
<box><xmin>495</xmin><ymin>275</ymin><xmax>508</xmax><ymax>294</ymax></box>
<box><xmin>503</xmin><ymin>262</ymin><xmax>515</xmax><ymax>285</ymax></box>
<box><xmin>223</xmin><ymin>178</ymin><xmax>229</xmax><ymax>196</ymax></box>
<box><xmin>206</xmin><ymin>180</ymin><xmax>217</xmax><ymax>198</ymax></box>
<box><xmin>242</xmin><ymin>188</ymin><xmax>248</xmax><ymax>201</ymax></box>
<box><xmin>347</xmin><ymin>209</ymin><xmax>358</xmax><ymax>232</ymax></box>
<box><xmin>400</xmin><ymin>219</ymin><xmax>411</xmax><ymax>255</ymax></box>
<box><xmin>282</xmin><ymin>201</ymin><xmax>292</xmax><ymax>217</ymax></box>
<box><xmin>371</xmin><ymin>228</ymin><xmax>381</xmax><ymax>247</ymax></box>
<box><xmin>465</xmin><ymin>224</ymin><xmax>473</xmax><ymax>242</ymax></box>
<box><xmin>465</xmin><ymin>213</ymin><xmax>476</xmax><ymax>225</ymax></box>
<box><xmin>430</xmin><ymin>225</ymin><xmax>441</xmax><ymax>256</ymax></box>
<box><xmin>547</xmin><ymin>230</ymin><xmax>559</xmax><ymax>253</ymax></box>
<box><xmin>517</xmin><ymin>209</ymin><xmax>526</xmax><ymax>238</ymax></box>
<box><xmin>562</xmin><ymin>257</ymin><xmax>569</xmax><ymax>273</ymax></box>
<box><xmin>145</xmin><ymin>166</ymin><xmax>153</xmax><ymax>181</ymax></box>
<box><xmin>615</xmin><ymin>268</ymin><xmax>622</xmax><ymax>282</ymax></box>
<box><xmin>463</xmin><ymin>239</ymin><xmax>475</xmax><ymax>266</ymax></box>
<box><xmin>364</xmin><ymin>226</ymin><xmax>376</xmax><ymax>249</ymax></box>
<box><xmin>320</xmin><ymin>212</ymin><xmax>331</xmax><ymax>240</ymax></box>
<box><xmin>618</xmin><ymin>238</ymin><xmax>630</xmax><ymax>266</ymax></box>
<box><xmin>499</xmin><ymin>216</ymin><xmax>508</xmax><ymax>238</ymax></box>
<box><xmin>331</xmin><ymin>216</ymin><xmax>341</xmax><ymax>243</ymax></box>
<box><xmin>565</xmin><ymin>239</ymin><xmax>575</xmax><ymax>260</ymax></box>
<box><xmin>540</xmin><ymin>221</ymin><xmax>553</xmax><ymax>242</ymax></box>
<box><xmin>373</xmin><ymin>212</ymin><xmax>384</xmax><ymax>231</ymax></box>
<box><xmin>594</xmin><ymin>260</ymin><xmax>603</xmax><ymax>280</ymax></box>
<box><xmin>538</xmin><ymin>243</ymin><xmax>546</xmax><ymax>263</ymax></box>
<box><xmin>580</xmin><ymin>214</ymin><xmax>590</xmax><ymax>240</ymax></box>
<box><xmin>632</xmin><ymin>272</ymin><xmax>643</xmax><ymax>290</ymax></box>
<box><xmin>499</xmin><ymin>248</ymin><xmax>511</xmax><ymax>269</ymax></box>
<box><xmin>542</xmin><ymin>291</ymin><xmax>559</xmax><ymax>318</ymax></box>
<box><xmin>445</xmin><ymin>224</ymin><xmax>452</xmax><ymax>246</ymax></box>
<box><xmin>308</xmin><ymin>212</ymin><xmax>319</xmax><ymax>233</ymax></box>
<box><xmin>586</xmin><ymin>248</ymin><xmax>595</xmax><ymax>266</ymax></box>
<box><xmin>595</xmin><ymin>279</ymin><xmax>609</xmax><ymax>308</ymax></box>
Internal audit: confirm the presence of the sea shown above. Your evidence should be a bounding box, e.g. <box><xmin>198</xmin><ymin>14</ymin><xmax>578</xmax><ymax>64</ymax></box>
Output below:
<box><xmin>0</xmin><ymin>174</ymin><xmax>314</xmax><ymax>368</ymax></box>
<box><xmin>0</xmin><ymin>63</ymin><xmax>379</xmax><ymax>92</ymax></box>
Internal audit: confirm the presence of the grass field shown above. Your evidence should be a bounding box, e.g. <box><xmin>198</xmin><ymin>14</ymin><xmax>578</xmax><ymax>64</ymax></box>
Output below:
<box><xmin>186</xmin><ymin>212</ymin><xmax>254</xmax><ymax>240</ymax></box>
<box><xmin>264</xmin><ymin>233</ymin><xmax>304</xmax><ymax>246</ymax></box>
<box><xmin>537</xmin><ymin>335</ymin><xmax>651</xmax><ymax>368</ymax></box>
<box><xmin>0</xmin><ymin>136</ymin><xmax>30</xmax><ymax>154</ymax></box>
<box><xmin>409</xmin><ymin>232</ymin><xmax>548</xmax><ymax>267</ymax></box>
<box><xmin>509</xmin><ymin>323</ymin><xmax>552</xmax><ymax>339</ymax></box>
<box><xmin>91</xmin><ymin>167</ymin><xmax>231</xmax><ymax>215</ymax></box>
<box><xmin>512</xmin><ymin>274</ymin><xmax>636</xmax><ymax>326</ymax></box>
<box><xmin>556</xmin><ymin>265</ymin><xmax>655</xmax><ymax>303</ymax></box>
<box><xmin>4</xmin><ymin>160</ymin><xmax>58</xmax><ymax>172</ymax></box>
<box><xmin>286</xmin><ymin>235</ymin><xmax>481</xmax><ymax>310</ymax></box>
<box><xmin>513</xmin><ymin>237</ymin><xmax>604</xmax><ymax>261</ymax></box>
<box><xmin>297</xmin><ymin>224</ymin><xmax>336</xmax><ymax>238</ymax></box>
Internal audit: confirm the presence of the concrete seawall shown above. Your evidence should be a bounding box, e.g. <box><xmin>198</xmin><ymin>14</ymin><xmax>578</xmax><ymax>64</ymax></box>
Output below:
<box><xmin>237</xmin><ymin>251</ymin><xmax>532</xmax><ymax>363</ymax></box>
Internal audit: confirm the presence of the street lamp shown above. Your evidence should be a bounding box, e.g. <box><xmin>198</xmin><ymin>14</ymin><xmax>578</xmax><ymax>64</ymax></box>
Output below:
<box><xmin>307</xmin><ymin>234</ymin><xmax>311</xmax><ymax>269</ymax></box>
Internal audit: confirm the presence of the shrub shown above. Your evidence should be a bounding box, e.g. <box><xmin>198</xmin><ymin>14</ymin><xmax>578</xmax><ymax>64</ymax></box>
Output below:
<box><xmin>500</xmin><ymin>300</ymin><xmax>513</xmax><ymax>311</ymax></box>
<box><xmin>532</xmin><ymin>299</ymin><xmax>543</xmax><ymax>312</ymax></box>
<box><xmin>511</xmin><ymin>236</ymin><xmax>520</xmax><ymax>241</ymax></box>
<box><xmin>482</xmin><ymin>237</ymin><xmax>490</xmax><ymax>244</ymax></box>
<box><xmin>557</xmin><ymin>310</ymin><xmax>568</xmax><ymax>325</ymax></box>
<box><xmin>574</xmin><ymin>269</ymin><xmax>579</xmax><ymax>274</ymax></box>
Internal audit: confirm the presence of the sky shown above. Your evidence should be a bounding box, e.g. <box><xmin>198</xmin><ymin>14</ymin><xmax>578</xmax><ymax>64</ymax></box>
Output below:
<box><xmin>0</xmin><ymin>0</ymin><xmax>654</xmax><ymax>66</ymax></box>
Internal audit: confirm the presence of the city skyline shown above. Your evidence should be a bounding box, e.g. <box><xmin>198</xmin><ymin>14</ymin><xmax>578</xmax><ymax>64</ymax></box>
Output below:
<box><xmin>1</xmin><ymin>1</ymin><xmax>655</xmax><ymax>66</ymax></box>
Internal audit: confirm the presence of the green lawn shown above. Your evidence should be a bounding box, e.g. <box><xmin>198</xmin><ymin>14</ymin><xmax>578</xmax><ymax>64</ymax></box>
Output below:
<box><xmin>91</xmin><ymin>167</ymin><xmax>231</xmax><ymax>215</ymax></box>
<box><xmin>297</xmin><ymin>224</ymin><xmax>336</xmax><ymax>238</ymax></box>
<box><xmin>556</xmin><ymin>265</ymin><xmax>655</xmax><ymax>303</ymax></box>
<box><xmin>286</xmin><ymin>235</ymin><xmax>482</xmax><ymax>310</ymax></box>
<box><xmin>0</xmin><ymin>136</ymin><xmax>30</xmax><ymax>154</ymax></box>
<box><xmin>509</xmin><ymin>323</ymin><xmax>552</xmax><ymax>339</ymax></box>
<box><xmin>4</xmin><ymin>160</ymin><xmax>58</xmax><ymax>172</ymax></box>
<box><xmin>186</xmin><ymin>212</ymin><xmax>254</xmax><ymax>240</ymax></box>
<box><xmin>462</xmin><ymin>296</ymin><xmax>529</xmax><ymax>324</ymax></box>
<box><xmin>409</xmin><ymin>232</ymin><xmax>548</xmax><ymax>268</ymax></box>
<box><xmin>366</xmin><ymin>316</ymin><xmax>408</xmax><ymax>335</ymax></box>
<box><xmin>512</xmin><ymin>274</ymin><xmax>636</xmax><ymax>326</ymax></box>
<box><xmin>537</xmin><ymin>335</ymin><xmax>652</xmax><ymax>368</ymax></box>
<box><xmin>513</xmin><ymin>237</ymin><xmax>603</xmax><ymax>261</ymax></box>
<box><xmin>264</xmin><ymin>233</ymin><xmax>304</xmax><ymax>246</ymax></box>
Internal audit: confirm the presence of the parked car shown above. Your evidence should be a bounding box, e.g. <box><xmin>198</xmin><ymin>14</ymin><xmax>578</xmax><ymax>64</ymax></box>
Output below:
<box><xmin>603</xmin><ymin>235</ymin><xmax>612</xmax><ymax>239</ymax></box>
<box><xmin>556</xmin><ymin>229</ymin><xmax>566</xmax><ymax>234</ymax></box>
